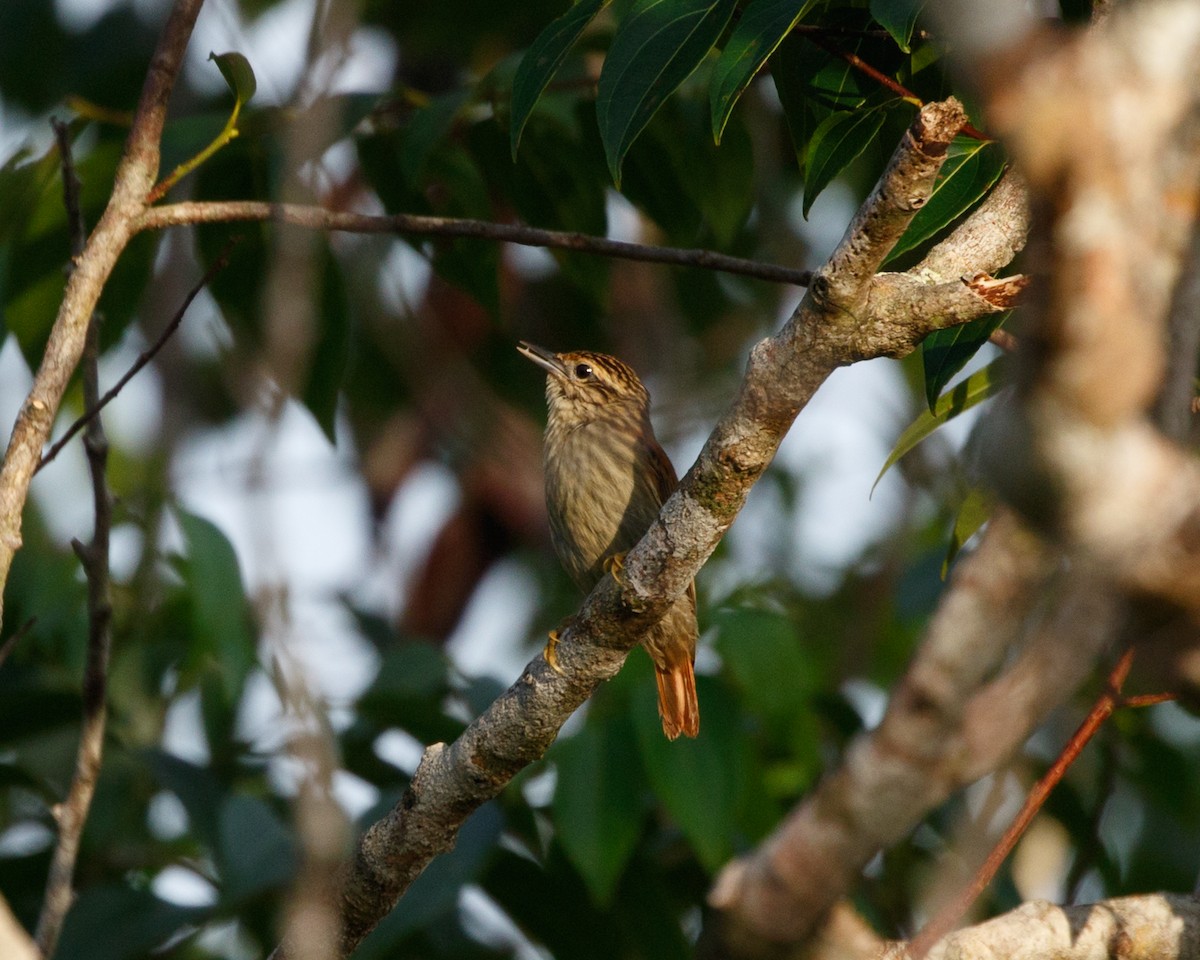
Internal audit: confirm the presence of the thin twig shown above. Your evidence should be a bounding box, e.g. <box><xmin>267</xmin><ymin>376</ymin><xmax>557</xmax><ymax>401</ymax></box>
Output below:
<box><xmin>135</xmin><ymin>202</ymin><xmax>815</xmax><ymax>287</ymax></box>
<box><xmin>0</xmin><ymin>618</ymin><xmax>36</xmax><ymax>672</ymax></box>
<box><xmin>36</xmin><ymin>240</ymin><xmax>239</xmax><ymax>474</ymax></box>
<box><xmin>907</xmin><ymin>648</ymin><xmax>1138</xmax><ymax>960</ymax></box>
<box><xmin>34</xmin><ymin>118</ymin><xmax>116</xmax><ymax>960</ymax></box>
<box><xmin>806</xmin><ymin>34</ymin><xmax>991</xmax><ymax>142</ymax></box>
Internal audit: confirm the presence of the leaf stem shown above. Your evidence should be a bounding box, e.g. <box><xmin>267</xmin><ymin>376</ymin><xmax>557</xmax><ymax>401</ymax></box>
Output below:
<box><xmin>147</xmin><ymin>104</ymin><xmax>241</xmax><ymax>204</ymax></box>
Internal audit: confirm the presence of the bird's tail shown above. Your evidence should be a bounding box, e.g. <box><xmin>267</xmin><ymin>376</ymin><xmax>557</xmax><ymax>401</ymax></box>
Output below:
<box><xmin>655</xmin><ymin>656</ymin><xmax>700</xmax><ymax>740</ymax></box>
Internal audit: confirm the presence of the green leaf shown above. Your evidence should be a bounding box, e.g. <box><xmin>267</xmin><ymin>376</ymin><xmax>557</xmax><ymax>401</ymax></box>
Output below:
<box><xmin>887</xmin><ymin>139</ymin><xmax>1006</xmax><ymax>261</ymax></box>
<box><xmin>922</xmin><ymin>311</ymin><xmax>1009</xmax><ymax>410</ymax></box>
<box><xmin>511</xmin><ymin>0</ymin><xmax>613</xmax><ymax>159</ymax></box>
<box><xmin>216</xmin><ymin>794</ymin><xmax>296</xmax><ymax>904</ymax></box>
<box><xmin>400</xmin><ymin>88</ymin><xmax>470</xmax><ymax>184</ymax></box>
<box><xmin>209</xmin><ymin>51</ymin><xmax>257</xmax><ymax>107</ymax></box>
<box><xmin>802</xmin><ymin>106</ymin><xmax>886</xmax><ymax>217</ymax></box>
<box><xmin>873</xmin><ymin>358</ymin><xmax>1005</xmax><ymax>490</ymax></box>
<box><xmin>870</xmin><ymin>0</ymin><xmax>926</xmax><ymax>53</ymax></box>
<box><xmin>632</xmin><ymin>673</ymin><xmax>743</xmax><ymax>870</ymax></box>
<box><xmin>145</xmin><ymin>750</ymin><xmax>223</xmax><ymax>847</ymax></box>
<box><xmin>596</xmin><ymin>0</ymin><xmax>737</xmax><ymax>186</ymax></box>
<box><xmin>302</xmin><ymin>248</ymin><xmax>352</xmax><ymax>443</ymax></box>
<box><xmin>942</xmin><ymin>487</ymin><xmax>993</xmax><ymax>577</ymax></box>
<box><xmin>709</xmin><ymin>0</ymin><xmax>818</xmax><ymax>143</ymax></box>
<box><xmin>712</xmin><ymin>608</ymin><xmax>810</xmax><ymax>723</ymax></box>
<box><xmin>178</xmin><ymin>511</ymin><xmax>256</xmax><ymax>704</ymax></box>
<box><xmin>553</xmin><ymin>712</ymin><xmax>646</xmax><ymax>905</ymax></box>
<box><xmin>56</xmin><ymin>888</ymin><xmax>208</xmax><ymax>960</ymax></box>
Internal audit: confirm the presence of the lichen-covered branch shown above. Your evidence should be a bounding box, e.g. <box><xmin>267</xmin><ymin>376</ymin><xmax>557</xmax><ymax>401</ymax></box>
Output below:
<box><xmin>914</xmin><ymin>893</ymin><xmax>1200</xmax><ymax>960</ymax></box>
<box><xmin>945</xmin><ymin>0</ymin><xmax>1200</xmax><ymax>610</ymax></box>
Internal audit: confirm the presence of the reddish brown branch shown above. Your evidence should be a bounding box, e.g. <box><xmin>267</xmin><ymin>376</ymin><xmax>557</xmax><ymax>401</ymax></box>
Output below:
<box><xmin>907</xmin><ymin>648</ymin><xmax>1138</xmax><ymax>959</ymax></box>
<box><xmin>806</xmin><ymin>34</ymin><xmax>991</xmax><ymax>141</ymax></box>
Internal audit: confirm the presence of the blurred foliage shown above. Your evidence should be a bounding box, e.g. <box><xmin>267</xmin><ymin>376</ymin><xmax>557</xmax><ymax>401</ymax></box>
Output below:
<box><xmin>0</xmin><ymin>0</ymin><xmax>1193</xmax><ymax>959</ymax></box>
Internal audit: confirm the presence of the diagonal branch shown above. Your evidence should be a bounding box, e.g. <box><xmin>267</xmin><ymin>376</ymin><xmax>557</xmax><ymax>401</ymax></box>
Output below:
<box><xmin>35</xmin><ymin>240</ymin><xmax>238</xmax><ymax>475</ymax></box>
<box><xmin>701</xmin><ymin>516</ymin><xmax>1122</xmax><ymax>959</ymax></box>
<box><xmin>264</xmin><ymin>97</ymin><xmax>1000</xmax><ymax>960</ymax></box>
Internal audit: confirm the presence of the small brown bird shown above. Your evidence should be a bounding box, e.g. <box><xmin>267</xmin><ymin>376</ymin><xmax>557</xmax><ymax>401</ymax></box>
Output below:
<box><xmin>518</xmin><ymin>341</ymin><xmax>699</xmax><ymax>740</ymax></box>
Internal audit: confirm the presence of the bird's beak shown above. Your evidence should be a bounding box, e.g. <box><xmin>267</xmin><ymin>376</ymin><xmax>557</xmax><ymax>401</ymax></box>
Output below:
<box><xmin>517</xmin><ymin>341</ymin><xmax>567</xmax><ymax>378</ymax></box>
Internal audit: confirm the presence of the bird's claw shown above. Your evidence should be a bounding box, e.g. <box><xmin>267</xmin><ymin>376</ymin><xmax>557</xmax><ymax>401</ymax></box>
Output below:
<box><xmin>543</xmin><ymin>629</ymin><xmax>566</xmax><ymax>676</ymax></box>
<box><xmin>603</xmin><ymin>552</ymin><xmax>627</xmax><ymax>583</ymax></box>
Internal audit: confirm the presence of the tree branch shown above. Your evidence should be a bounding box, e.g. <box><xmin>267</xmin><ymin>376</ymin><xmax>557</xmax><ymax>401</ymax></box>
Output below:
<box><xmin>944</xmin><ymin>0</ymin><xmax>1200</xmax><ymax>611</ymax></box>
<box><xmin>702</xmin><ymin>514</ymin><xmax>1105</xmax><ymax>957</ymax></box>
<box><xmin>265</xmin><ymin>97</ymin><xmax>989</xmax><ymax>960</ymax></box>
<box><xmin>912</xmin><ymin>893</ymin><xmax>1200</xmax><ymax>960</ymax></box>
<box><xmin>0</xmin><ymin>0</ymin><xmax>205</xmax><ymax>633</ymax></box>
<box><xmin>34</xmin><ymin>118</ymin><xmax>116</xmax><ymax>960</ymax></box>
<box><xmin>908</xmin><ymin>648</ymin><xmax>1139</xmax><ymax>958</ymax></box>
<box><xmin>135</xmin><ymin>202</ymin><xmax>815</xmax><ymax>287</ymax></box>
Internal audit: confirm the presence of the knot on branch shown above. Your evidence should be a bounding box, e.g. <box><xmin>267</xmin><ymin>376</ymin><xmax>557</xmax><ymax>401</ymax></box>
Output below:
<box><xmin>913</xmin><ymin>97</ymin><xmax>967</xmax><ymax>157</ymax></box>
<box><xmin>808</xmin><ymin>272</ymin><xmax>833</xmax><ymax>307</ymax></box>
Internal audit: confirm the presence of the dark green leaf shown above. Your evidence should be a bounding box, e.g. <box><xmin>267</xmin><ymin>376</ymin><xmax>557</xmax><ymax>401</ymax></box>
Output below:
<box><xmin>178</xmin><ymin>511</ymin><xmax>256</xmax><ymax>704</ymax></box>
<box><xmin>145</xmin><ymin>750</ymin><xmax>223</xmax><ymax>848</ymax></box>
<box><xmin>208</xmin><ymin>51</ymin><xmax>257</xmax><ymax>106</ymax></box>
<box><xmin>887</xmin><ymin>139</ymin><xmax>1006</xmax><ymax>261</ymax></box>
<box><xmin>632</xmin><ymin>673</ymin><xmax>743</xmax><ymax>869</ymax></box>
<box><xmin>802</xmin><ymin>106</ymin><xmax>886</xmax><ymax>216</ymax></box>
<box><xmin>511</xmin><ymin>0</ymin><xmax>613</xmax><ymax>159</ymax></box>
<box><xmin>874</xmin><ymin>358</ymin><xmax>1004</xmax><ymax>490</ymax></box>
<box><xmin>400</xmin><ymin>89</ymin><xmax>470</xmax><ymax>183</ymax></box>
<box><xmin>942</xmin><ymin>487</ymin><xmax>993</xmax><ymax>577</ymax></box>
<box><xmin>552</xmin><ymin>711</ymin><xmax>646</xmax><ymax>904</ymax></box>
<box><xmin>922</xmin><ymin>311</ymin><xmax>1009</xmax><ymax>410</ymax></box>
<box><xmin>713</xmin><ymin>608</ymin><xmax>811</xmax><ymax>723</ymax></box>
<box><xmin>710</xmin><ymin>0</ymin><xmax>818</xmax><ymax>143</ymax></box>
<box><xmin>216</xmin><ymin>794</ymin><xmax>296</xmax><ymax>904</ymax></box>
<box><xmin>302</xmin><ymin>248</ymin><xmax>353</xmax><ymax>443</ymax></box>
<box><xmin>56</xmin><ymin>888</ymin><xmax>207</xmax><ymax>960</ymax></box>
<box><xmin>596</xmin><ymin>0</ymin><xmax>737</xmax><ymax>186</ymax></box>
<box><xmin>482</xmin><ymin>847</ymin><xmax>622</xmax><ymax>960</ymax></box>
<box><xmin>870</xmin><ymin>0</ymin><xmax>926</xmax><ymax>53</ymax></box>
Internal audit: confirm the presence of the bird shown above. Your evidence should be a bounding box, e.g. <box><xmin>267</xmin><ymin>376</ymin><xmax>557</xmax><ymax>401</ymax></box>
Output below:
<box><xmin>517</xmin><ymin>340</ymin><xmax>699</xmax><ymax>740</ymax></box>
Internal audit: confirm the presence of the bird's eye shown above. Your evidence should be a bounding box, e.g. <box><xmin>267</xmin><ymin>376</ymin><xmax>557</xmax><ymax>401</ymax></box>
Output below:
<box><xmin>574</xmin><ymin>363</ymin><xmax>593</xmax><ymax>380</ymax></box>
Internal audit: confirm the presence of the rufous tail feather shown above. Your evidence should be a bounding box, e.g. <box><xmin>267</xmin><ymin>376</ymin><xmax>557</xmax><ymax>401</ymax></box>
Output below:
<box><xmin>654</xmin><ymin>660</ymin><xmax>699</xmax><ymax>740</ymax></box>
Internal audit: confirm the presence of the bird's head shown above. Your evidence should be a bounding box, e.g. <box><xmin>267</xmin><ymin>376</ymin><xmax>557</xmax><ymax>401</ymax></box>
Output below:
<box><xmin>517</xmin><ymin>341</ymin><xmax>650</xmax><ymax>426</ymax></box>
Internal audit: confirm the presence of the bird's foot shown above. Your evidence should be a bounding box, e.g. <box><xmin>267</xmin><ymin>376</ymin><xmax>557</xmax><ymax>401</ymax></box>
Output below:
<box><xmin>604</xmin><ymin>552</ymin><xmax>647</xmax><ymax>611</ymax></box>
<box><xmin>603</xmin><ymin>552</ymin><xmax>627</xmax><ymax>583</ymax></box>
<box><xmin>543</xmin><ymin>629</ymin><xmax>566</xmax><ymax>676</ymax></box>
